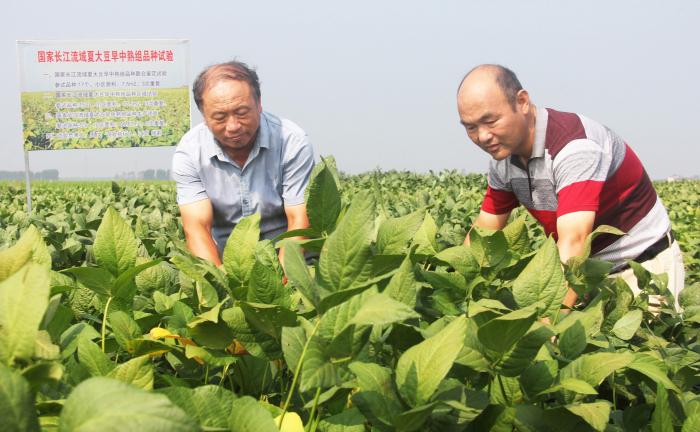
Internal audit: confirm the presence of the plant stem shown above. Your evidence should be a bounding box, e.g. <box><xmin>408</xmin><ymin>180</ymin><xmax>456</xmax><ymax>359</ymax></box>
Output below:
<box><xmin>101</xmin><ymin>296</ymin><xmax>113</xmax><ymax>353</ymax></box>
<box><xmin>278</xmin><ymin>319</ymin><xmax>321</xmax><ymax>428</ymax></box>
<box><xmin>305</xmin><ymin>387</ymin><xmax>322</xmax><ymax>432</ymax></box>
<box><xmin>204</xmin><ymin>364</ymin><xmax>210</xmax><ymax>385</ymax></box>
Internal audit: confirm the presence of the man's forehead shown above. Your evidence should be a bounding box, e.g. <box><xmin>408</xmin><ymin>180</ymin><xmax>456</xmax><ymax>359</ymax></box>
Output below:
<box><xmin>203</xmin><ymin>80</ymin><xmax>256</xmax><ymax>106</ymax></box>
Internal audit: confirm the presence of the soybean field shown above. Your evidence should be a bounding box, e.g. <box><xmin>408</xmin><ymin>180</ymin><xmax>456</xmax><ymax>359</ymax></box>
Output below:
<box><xmin>1</xmin><ymin>161</ymin><xmax>700</xmax><ymax>431</ymax></box>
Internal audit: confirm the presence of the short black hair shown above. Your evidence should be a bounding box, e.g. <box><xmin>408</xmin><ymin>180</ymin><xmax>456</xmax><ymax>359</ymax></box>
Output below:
<box><xmin>192</xmin><ymin>60</ymin><xmax>261</xmax><ymax>111</ymax></box>
<box><xmin>459</xmin><ymin>64</ymin><xmax>523</xmax><ymax>109</ymax></box>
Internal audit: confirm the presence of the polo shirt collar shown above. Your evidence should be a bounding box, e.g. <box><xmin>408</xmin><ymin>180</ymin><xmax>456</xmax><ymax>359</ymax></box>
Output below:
<box><xmin>203</xmin><ymin>112</ymin><xmax>271</xmax><ymax>162</ymax></box>
<box><xmin>509</xmin><ymin>106</ymin><xmax>548</xmax><ymax>168</ymax></box>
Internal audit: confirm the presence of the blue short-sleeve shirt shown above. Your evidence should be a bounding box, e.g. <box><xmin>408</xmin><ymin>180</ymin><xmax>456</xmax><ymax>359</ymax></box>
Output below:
<box><xmin>171</xmin><ymin>111</ymin><xmax>315</xmax><ymax>256</ymax></box>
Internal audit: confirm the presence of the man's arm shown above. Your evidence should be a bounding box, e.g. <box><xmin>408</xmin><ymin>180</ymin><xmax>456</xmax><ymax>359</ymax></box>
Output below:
<box><xmin>278</xmin><ymin>203</ymin><xmax>311</xmax><ymax>269</ymax></box>
<box><xmin>464</xmin><ymin>210</ymin><xmax>511</xmax><ymax>246</ymax></box>
<box><xmin>179</xmin><ymin>199</ymin><xmax>221</xmax><ymax>266</ymax></box>
<box><xmin>556</xmin><ymin>210</ymin><xmax>596</xmax><ymax>309</ymax></box>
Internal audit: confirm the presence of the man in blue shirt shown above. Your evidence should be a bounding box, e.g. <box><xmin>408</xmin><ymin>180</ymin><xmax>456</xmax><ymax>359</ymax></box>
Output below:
<box><xmin>172</xmin><ymin>60</ymin><xmax>314</xmax><ymax>265</ymax></box>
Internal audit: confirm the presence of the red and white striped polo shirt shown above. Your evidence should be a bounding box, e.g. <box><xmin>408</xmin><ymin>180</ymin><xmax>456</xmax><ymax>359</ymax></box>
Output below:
<box><xmin>481</xmin><ymin>107</ymin><xmax>670</xmax><ymax>267</ymax></box>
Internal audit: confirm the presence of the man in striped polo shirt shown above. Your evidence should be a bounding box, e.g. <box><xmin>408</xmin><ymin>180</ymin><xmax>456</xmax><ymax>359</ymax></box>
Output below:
<box><xmin>456</xmin><ymin>64</ymin><xmax>685</xmax><ymax>310</ymax></box>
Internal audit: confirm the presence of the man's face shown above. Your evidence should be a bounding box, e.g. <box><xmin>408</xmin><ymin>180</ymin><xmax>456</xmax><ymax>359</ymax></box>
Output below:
<box><xmin>457</xmin><ymin>77</ymin><xmax>530</xmax><ymax>161</ymax></box>
<box><xmin>201</xmin><ymin>79</ymin><xmax>262</xmax><ymax>153</ymax></box>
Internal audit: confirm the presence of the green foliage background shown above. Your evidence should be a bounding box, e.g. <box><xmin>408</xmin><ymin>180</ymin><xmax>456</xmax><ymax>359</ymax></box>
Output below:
<box><xmin>0</xmin><ymin>168</ymin><xmax>699</xmax><ymax>431</ymax></box>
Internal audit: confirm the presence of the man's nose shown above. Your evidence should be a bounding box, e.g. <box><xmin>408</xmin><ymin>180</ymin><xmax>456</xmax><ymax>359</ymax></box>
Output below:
<box><xmin>225</xmin><ymin>116</ymin><xmax>241</xmax><ymax>133</ymax></box>
<box><xmin>478</xmin><ymin>126</ymin><xmax>492</xmax><ymax>144</ymax></box>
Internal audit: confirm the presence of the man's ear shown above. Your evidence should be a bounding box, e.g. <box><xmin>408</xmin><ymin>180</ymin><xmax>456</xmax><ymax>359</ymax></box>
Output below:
<box><xmin>516</xmin><ymin>89</ymin><xmax>530</xmax><ymax>114</ymax></box>
<box><xmin>257</xmin><ymin>98</ymin><xmax>263</xmax><ymax>113</ymax></box>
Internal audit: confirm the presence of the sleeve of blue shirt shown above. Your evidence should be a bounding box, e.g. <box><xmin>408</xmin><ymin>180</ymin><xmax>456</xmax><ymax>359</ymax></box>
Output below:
<box><xmin>172</xmin><ymin>145</ymin><xmax>209</xmax><ymax>205</ymax></box>
<box><xmin>282</xmin><ymin>132</ymin><xmax>315</xmax><ymax>206</ymax></box>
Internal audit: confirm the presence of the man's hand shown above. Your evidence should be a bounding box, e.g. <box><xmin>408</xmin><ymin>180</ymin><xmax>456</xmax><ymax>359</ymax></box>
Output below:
<box><xmin>556</xmin><ymin>210</ymin><xmax>596</xmax><ymax>309</ymax></box>
<box><xmin>279</xmin><ymin>203</ymin><xmax>311</xmax><ymax>270</ymax></box>
<box><xmin>464</xmin><ymin>210</ymin><xmax>511</xmax><ymax>246</ymax></box>
<box><xmin>179</xmin><ymin>199</ymin><xmax>222</xmax><ymax>266</ymax></box>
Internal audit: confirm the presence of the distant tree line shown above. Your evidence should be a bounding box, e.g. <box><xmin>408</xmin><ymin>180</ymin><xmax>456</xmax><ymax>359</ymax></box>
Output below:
<box><xmin>0</xmin><ymin>169</ymin><xmax>59</xmax><ymax>180</ymax></box>
<box><xmin>115</xmin><ymin>169</ymin><xmax>171</xmax><ymax>180</ymax></box>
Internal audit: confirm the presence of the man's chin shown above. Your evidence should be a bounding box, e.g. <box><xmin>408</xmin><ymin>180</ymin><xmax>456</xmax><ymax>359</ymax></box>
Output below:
<box><xmin>490</xmin><ymin>149</ymin><xmax>512</xmax><ymax>161</ymax></box>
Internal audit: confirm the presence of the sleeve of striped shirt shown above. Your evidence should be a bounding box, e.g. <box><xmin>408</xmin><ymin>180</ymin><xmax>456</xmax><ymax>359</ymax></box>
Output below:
<box><xmin>481</xmin><ymin>163</ymin><xmax>518</xmax><ymax>214</ymax></box>
<box><xmin>553</xmin><ymin>138</ymin><xmax>611</xmax><ymax>217</ymax></box>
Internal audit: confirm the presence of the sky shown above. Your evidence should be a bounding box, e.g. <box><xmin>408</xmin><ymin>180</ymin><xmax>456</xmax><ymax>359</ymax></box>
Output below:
<box><xmin>2</xmin><ymin>0</ymin><xmax>699</xmax><ymax>180</ymax></box>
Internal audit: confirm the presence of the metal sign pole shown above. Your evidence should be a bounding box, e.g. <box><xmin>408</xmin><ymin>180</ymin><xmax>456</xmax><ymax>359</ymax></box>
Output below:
<box><xmin>24</xmin><ymin>149</ymin><xmax>32</xmax><ymax>214</ymax></box>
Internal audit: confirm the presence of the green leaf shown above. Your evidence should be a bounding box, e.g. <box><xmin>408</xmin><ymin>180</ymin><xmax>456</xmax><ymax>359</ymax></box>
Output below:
<box><xmin>0</xmin><ymin>363</ymin><xmax>40</xmax><ymax>432</ymax></box>
<box><xmin>682</xmin><ymin>414</ymin><xmax>700</xmax><ymax>432</ymax></box>
<box><xmin>540</xmin><ymin>378</ymin><xmax>598</xmax><ymax>396</ymax></box>
<box><xmin>109</xmin><ymin>311</ymin><xmax>142</xmax><ymax>351</ymax></box>
<box><xmin>0</xmin><ymin>225</ymin><xmax>51</xmax><ymax>283</ymax></box>
<box><xmin>228</xmin><ymin>396</ymin><xmax>279</xmax><ymax>432</ymax></box>
<box><xmin>0</xmin><ymin>263</ymin><xmax>50</xmax><ymax>365</ymax></box>
<box><xmin>477</xmin><ymin>306</ymin><xmax>538</xmax><ymax>355</ymax></box>
<box><xmin>559</xmin><ymin>319</ymin><xmax>587</xmax><ymax>360</ymax></box>
<box><xmin>307</xmin><ymin>160</ymin><xmax>342</xmax><ymax>235</ymax></box>
<box><xmin>21</xmin><ymin>361</ymin><xmax>64</xmax><ymax>391</ymax></box>
<box><xmin>281</xmin><ymin>324</ymin><xmax>307</xmax><ymax>373</ymax></box>
<box><xmin>223</xmin><ymin>213</ymin><xmax>261</xmax><ymax>299</ymax></box>
<box><xmin>240</xmin><ymin>302</ymin><xmax>297</xmax><ymax>340</ymax></box>
<box><xmin>455</xmin><ymin>318</ymin><xmax>490</xmax><ymax>372</ymax></box>
<box><xmin>627</xmin><ymin>353</ymin><xmax>681</xmax><ymax>393</ymax></box>
<box><xmin>58</xmin><ymin>377</ymin><xmax>197</xmax><ymax>432</ymax></box>
<box><xmin>185</xmin><ymin>345</ymin><xmax>237</xmax><ymax>367</ymax></box>
<box><xmin>611</xmin><ymin>309</ymin><xmax>643</xmax><ymax>340</ymax></box>
<box><xmin>299</xmin><ymin>335</ymin><xmax>349</xmax><ymax>392</ymax></box>
<box><xmin>93</xmin><ymin>207</ymin><xmax>138</xmax><ymax>277</ymax></box>
<box><xmin>62</xmin><ymin>266</ymin><xmax>113</xmax><ymax>297</ymax></box>
<box><xmin>376</xmin><ymin>209</ymin><xmax>425</xmax><ymax>255</ymax></box>
<box><xmin>34</xmin><ymin>330</ymin><xmax>60</xmax><ymax>360</ymax></box>
<box><xmin>60</xmin><ymin>322</ymin><xmax>101</xmax><ymax>360</ymax></box>
<box><xmin>471</xmin><ymin>404</ymin><xmax>516</xmax><ymax>432</ymax></box>
<box><xmin>396</xmin><ymin>315</ymin><xmax>467</xmax><ymax>407</ymax></box>
<box><xmin>433</xmin><ymin>245</ymin><xmax>479</xmax><ymax>279</ymax></box>
<box><xmin>468</xmin><ymin>227</ymin><xmax>509</xmax><ymax>268</ymax></box>
<box><xmin>348</xmin><ymin>293</ymin><xmax>419</xmax><ymax>328</ymax></box>
<box><xmin>497</xmin><ymin>322</ymin><xmax>554</xmax><ymax>377</ymax></box>
<box><xmin>651</xmin><ymin>383</ymin><xmax>672</xmax><ymax>432</ymax></box>
<box><xmin>490</xmin><ymin>375</ymin><xmax>523</xmax><ymax>405</ymax></box>
<box><xmin>512</xmin><ymin>236</ymin><xmax>567</xmax><ymax>318</ymax></box>
<box><xmin>318</xmin><ymin>190</ymin><xmax>375</xmax><ymax>292</ymax></box>
<box><xmin>171</xmin><ymin>255</ymin><xmax>219</xmax><ymax>308</ymax></box>
<box><xmin>111</xmin><ymin>258</ymin><xmax>163</xmax><ymax>300</ymax></box>
<box><xmin>317</xmin><ymin>407</ymin><xmax>366</xmax><ymax>432</ymax></box>
<box><xmin>189</xmin><ymin>320</ymin><xmax>236</xmax><ymax>350</ymax></box>
<box><xmin>106</xmin><ymin>355</ymin><xmax>154</xmax><ymax>390</ymax></box>
<box><xmin>560</xmin><ymin>352</ymin><xmax>634</xmax><ymax>388</ymax></box>
<box><xmin>248</xmin><ymin>241</ymin><xmax>289</xmax><ymax>307</ymax></box>
<box><xmin>77</xmin><ymin>338</ymin><xmax>115</xmax><ymax>376</ymax></box>
<box><xmin>283</xmin><ymin>242</ymin><xmax>320</xmax><ymax>309</ymax></box>
<box><xmin>187</xmin><ymin>301</ymin><xmax>223</xmax><ymax>328</ymax></box>
<box><xmin>393</xmin><ymin>402</ymin><xmax>439</xmax><ymax>431</ymax></box>
<box><xmin>158</xmin><ymin>385</ymin><xmax>236</xmax><ymax>430</ymax></box>
<box><xmin>221</xmin><ymin>307</ymin><xmax>280</xmax><ymax>359</ymax></box>
<box><xmin>412</xmin><ymin>212</ymin><xmax>439</xmax><ymax>255</ymax></box>
<box><xmin>384</xmin><ymin>255</ymin><xmax>421</xmax><ymax>307</ymax></box>
<box><xmin>565</xmin><ymin>401</ymin><xmax>611</xmax><ymax>432</ymax></box>
<box><xmin>349</xmin><ymin>362</ymin><xmax>404</xmax><ymax>429</ymax></box>
<box><xmin>502</xmin><ymin>214</ymin><xmax>530</xmax><ymax>255</ymax></box>
<box><xmin>520</xmin><ymin>360</ymin><xmax>558</xmax><ymax>400</ymax></box>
